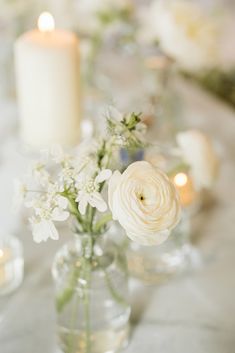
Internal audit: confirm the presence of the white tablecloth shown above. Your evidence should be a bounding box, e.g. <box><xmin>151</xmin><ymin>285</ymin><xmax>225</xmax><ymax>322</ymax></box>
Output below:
<box><xmin>0</xmin><ymin>80</ymin><xmax>235</xmax><ymax>353</ymax></box>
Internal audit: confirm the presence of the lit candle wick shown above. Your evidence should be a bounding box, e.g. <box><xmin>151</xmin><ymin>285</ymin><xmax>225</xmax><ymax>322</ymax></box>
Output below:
<box><xmin>38</xmin><ymin>12</ymin><xmax>55</xmax><ymax>33</ymax></box>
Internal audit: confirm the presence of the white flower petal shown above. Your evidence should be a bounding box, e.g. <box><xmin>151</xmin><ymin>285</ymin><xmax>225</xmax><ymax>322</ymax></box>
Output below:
<box><xmin>76</xmin><ymin>190</ymin><xmax>86</xmax><ymax>203</ymax></box>
<box><xmin>108</xmin><ymin>170</ymin><xmax>122</xmax><ymax>217</ymax></box>
<box><xmin>88</xmin><ymin>192</ymin><xmax>107</xmax><ymax>213</ymax></box>
<box><xmin>95</xmin><ymin>169</ymin><xmax>112</xmax><ymax>184</ymax></box>
<box><xmin>47</xmin><ymin>221</ymin><xmax>59</xmax><ymax>240</ymax></box>
<box><xmin>56</xmin><ymin>196</ymin><xmax>68</xmax><ymax>209</ymax></box>
<box><xmin>32</xmin><ymin>220</ymin><xmax>59</xmax><ymax>243</ymax></box>
<box><xmin>78</xmin><ymin>195</ymin><xmax>89</xmax><ymax>215</ymax></box>
<box><xmin>52</xmin><ymin>208</ymin><xmax>70</xmax><ymax>221</ymax></box>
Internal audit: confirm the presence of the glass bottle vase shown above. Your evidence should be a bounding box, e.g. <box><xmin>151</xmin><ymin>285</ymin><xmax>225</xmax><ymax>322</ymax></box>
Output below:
<box><xmin>52</xmin><ymin>233</ymin><xmax>130</xmax><ymax>353</ymax></box>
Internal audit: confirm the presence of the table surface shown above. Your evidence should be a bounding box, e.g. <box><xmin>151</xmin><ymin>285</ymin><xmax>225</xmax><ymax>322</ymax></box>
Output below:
<box><xmin>0</xmin><ymin>79</ymin><xmax>235</xmax><ymax>353</ymax></box>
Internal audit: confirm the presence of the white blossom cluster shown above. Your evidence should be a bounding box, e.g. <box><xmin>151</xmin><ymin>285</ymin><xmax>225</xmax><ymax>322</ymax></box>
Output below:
<box><xmin>14</xmin><ymin>108</ymin><xmax>147</xmax><ymax>243</ymax></box>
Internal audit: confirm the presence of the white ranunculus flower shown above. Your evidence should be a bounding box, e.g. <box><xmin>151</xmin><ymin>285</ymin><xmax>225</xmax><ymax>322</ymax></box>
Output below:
<box><xmin>108</xmin><ymin>161</ymin><xmax>181</xmax><ymax>246</ymax></box>
<box><xmin>139</xmin><ymin>0</ymin><xmax>220</xmax><ymax>72</ymax></box>
<box><xmin>176</xmin><ymin>130</ymin><xmax>219</xmax><ymax>190</ymax></box>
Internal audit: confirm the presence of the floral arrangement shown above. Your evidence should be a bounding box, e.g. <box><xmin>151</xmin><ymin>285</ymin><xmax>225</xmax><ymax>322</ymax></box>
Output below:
<box><xmin>15</xmin><ymin>107</ymin><xmax>181</xmax><ymax>246</ymax></box>
<box><xmin>15</xmin><ymin>108</ymin><xmax>222</xmax><ymax>353</ymax></box>
<box><xmin>15</xmin><ymin>108</ymin><xmax>181</xmax><ymax>352</ymax></box>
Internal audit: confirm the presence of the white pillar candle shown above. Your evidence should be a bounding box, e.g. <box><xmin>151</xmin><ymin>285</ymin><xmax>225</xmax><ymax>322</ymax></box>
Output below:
<box><xmin>14</xmin><ymin>12</ymin><xmax>81</xmax><ymax>149</ymax></box>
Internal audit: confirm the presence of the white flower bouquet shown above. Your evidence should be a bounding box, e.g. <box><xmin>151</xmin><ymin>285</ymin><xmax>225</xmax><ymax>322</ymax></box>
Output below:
<box><xmin>16</xmin><ymin>107</ymin><xmax>181</xmax><ymax>245</ymax></box>
<box><xmin>15</xmin><ymin>107</ymin><xmax>181</xmax><ymax>353</ymax></box>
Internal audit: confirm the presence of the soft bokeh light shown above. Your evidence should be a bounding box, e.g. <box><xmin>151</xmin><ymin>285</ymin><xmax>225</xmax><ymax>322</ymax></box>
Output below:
<box><xmin>174</xmin><ymin>172</ymin><xmax>188</xmax><ymax>187</ymax></box>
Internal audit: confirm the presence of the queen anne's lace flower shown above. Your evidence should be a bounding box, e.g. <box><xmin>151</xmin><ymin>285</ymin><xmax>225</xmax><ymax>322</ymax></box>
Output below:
<box><xmin>76</xmin><ymin>169</ymin><xmax>112</xmax><ymax>215</ymax></box>
<box><xmin>30</xmin><ymin>218</ymin><xmax>59</xmax><ymax>243</ymax></box>
<box><xmin>49</xmin><ymin>145</ymin><xmax>72</xmax><ymax>165</ymax></box>
<box><xmin>29</xmin><ymin>195</ymin><xmax>69</xmax><ymax>243</ymax></box>
<box><xmin>30</xmin><ymin>161</ymin><xmax>50</xmax><ymax>187</ymax></box>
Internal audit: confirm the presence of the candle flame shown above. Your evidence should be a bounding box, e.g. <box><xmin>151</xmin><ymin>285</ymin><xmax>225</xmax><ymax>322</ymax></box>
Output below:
<box><xmin>174</xmin><ymin>173</ymin><xmax>188</xmax><ymax>187</ymax></box>
<box><xmin>0</xmin><ymin>249</ymin><xmax>4</xmax><ymax>258</ymax></box>
<box><xmin>38</xmin><ymin>12</ymin><xmax>55</xmax><ymax>32</ymax></box>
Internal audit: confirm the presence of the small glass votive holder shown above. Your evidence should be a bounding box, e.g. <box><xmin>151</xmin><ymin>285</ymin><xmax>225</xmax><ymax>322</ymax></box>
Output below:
<box><xmin>0</xmin><ymin>234</ymin><xmax>24</xmax><ymax>296</ymax></box>
<box><xmin>126</xmin><ymin>212</ymin><xmax>202</xmax><ymax>284</ymax></box>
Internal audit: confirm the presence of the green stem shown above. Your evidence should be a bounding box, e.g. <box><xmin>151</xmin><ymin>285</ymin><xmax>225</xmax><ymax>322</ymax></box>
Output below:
<box><xmin>104</xmin><ymin>270</ymin><xmax>128</xmax><ymax>308</ymax></box>
<box><xmin>84</xmin><ymin>140</ymin><xmax>113</xmax><ymax>234</ymax></box>
<box><xmin>93</xmin><ymin>213</ymin><xmax>113</xmax><ymax>234</ymax></box>
<box><xmin>56</xmin><ymin>267</ymin><xmax>80</xmax><ymax>313</ymax></box>
<box><xmin>68</xmin><ymin>198</ymin><xmax>83</xmax><ymax>223</ymax></box>
<box><xmin>87</xmin><ymin>205</ymin><xmax>95</xmax><ymax>233</ymax></box>
<box><xmin>80</xmin><ymin>258</ymin><xmax>92</xmax><ymax>353</ymax></box>
<box><xmin>68</xmin><ymin>292</ymin><xmax>80</xmax><ymax>353</ymax></box>
<box><xmin>61</xmin><ymin>192</ymin><xmax>85</xmax><ymax>227</ymax></box>
<box><xmin>84</xmin><ymin>281</ymin><xmax>91</xmax><ymax>353</ymax></box>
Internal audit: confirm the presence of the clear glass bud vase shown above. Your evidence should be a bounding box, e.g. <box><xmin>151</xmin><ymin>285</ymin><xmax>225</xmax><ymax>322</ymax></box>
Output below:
<box><xmin>52</xmin><ymin>232</ymin><xmax>130</xmax><ymax>353</ymax></box>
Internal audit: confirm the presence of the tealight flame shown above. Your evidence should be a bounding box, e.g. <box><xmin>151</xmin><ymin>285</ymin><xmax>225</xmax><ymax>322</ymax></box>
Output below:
<box><xmin>38</xmin><ymin>12</ymin><xmax>55</xmax><ymax>32</ymax></box>
<box><xmin>174</xmin><ymin>173</ymin><xmax>188</xmax><ymax>187</ymax></box>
